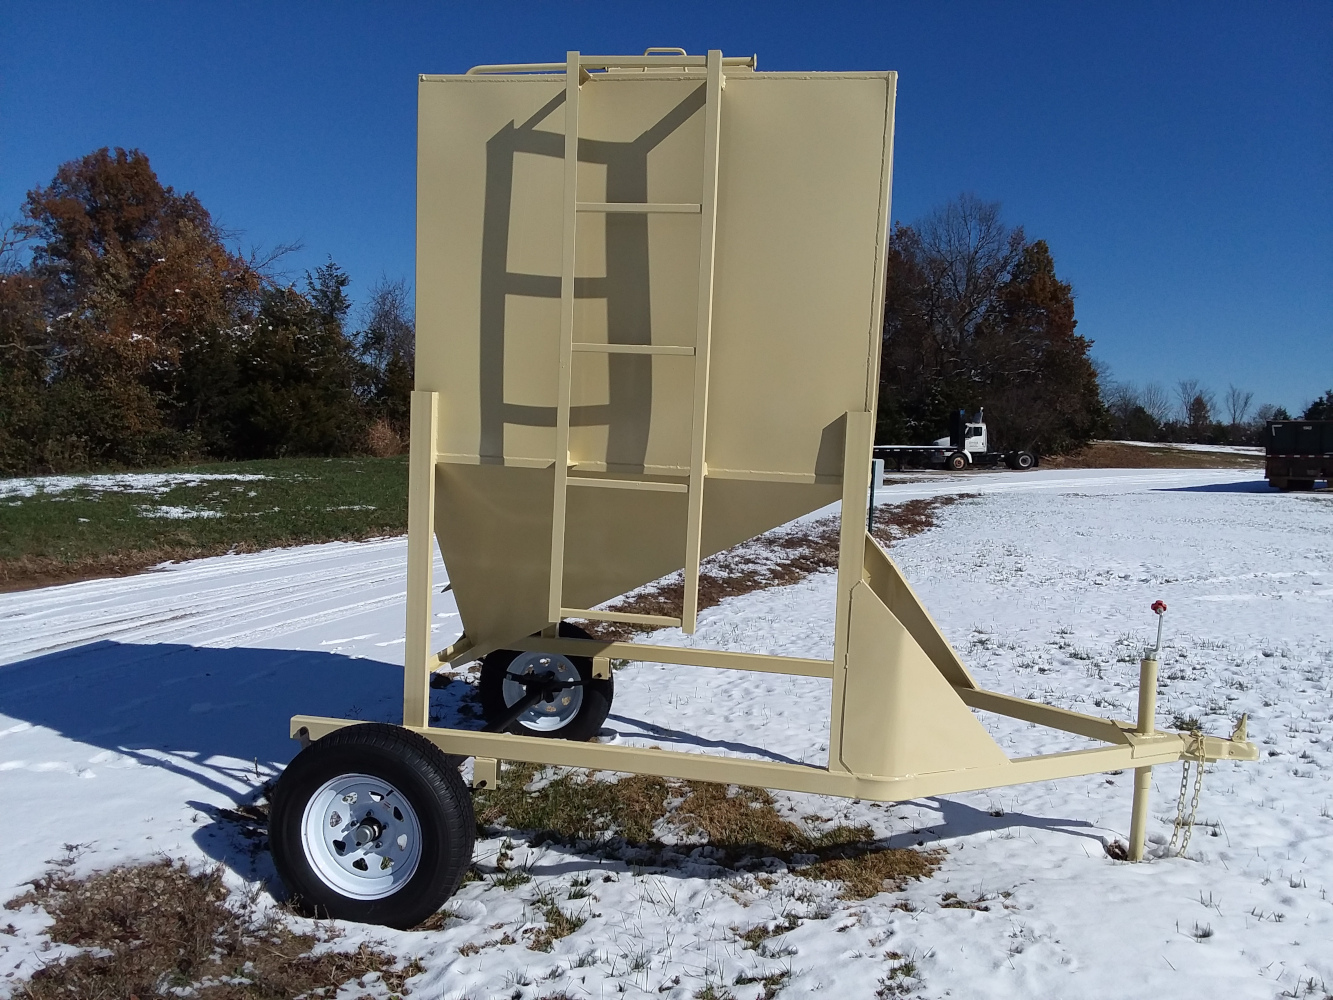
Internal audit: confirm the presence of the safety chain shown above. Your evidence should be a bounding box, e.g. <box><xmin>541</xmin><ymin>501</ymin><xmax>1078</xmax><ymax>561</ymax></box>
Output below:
<box><xmin>1169</xmin><ymin>729</ymin><xmax>1206</xmax><ymax>856</ymax></box>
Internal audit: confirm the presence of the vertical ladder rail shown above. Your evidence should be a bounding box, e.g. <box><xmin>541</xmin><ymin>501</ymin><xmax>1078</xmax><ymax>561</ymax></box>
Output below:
<box><xmin>681</xmin><ymin>50</ymin><xmax>724</xmax><ymax>635</ymax></box>
<box><xmin>547</xmin><ymin>51</ymin><xmax>583</xmax><ymax>623</ymax></box>
<box><xmin>403</xmin><ymin>390</ymin><xmax>439</xmax><ymax>728</ymax></box>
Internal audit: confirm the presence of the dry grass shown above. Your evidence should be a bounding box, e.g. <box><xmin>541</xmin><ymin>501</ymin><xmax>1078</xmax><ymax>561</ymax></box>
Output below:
<box><xmin>797</xmin><ymin>847</ymin><xmax>941</xmax><ymax>901</ymax></box>
<box><xmin>734</xmin><ymin>970</ymin><xmax>791</xmax><ymax>999</ymax></box>
<box><xmin>582</xmin><ymin>495</ymin><xmax>968</xmax><ymax>640</ymax></box>
<box><xmin>674</xmin><ymin>782</ymin><xmax>872</xmax><ymax>853</ymax></box>
<box><xmin>0</xmin><ymin>548</ymin><xmax>210</xmax><ymax>593</ymax></box>
<box><xmin>5</xmin><ymin>859</ymin><xmax>422</xmax><ymax>999</ymax></box>
<box><xmin>734</xmin><ymin>913</ymin><xmax>800</xmax><ymax>951</ymax></box>
<box><xmin>475</xmin><ymin>766</ymin><xmax>671</xmax><ymax>844</ymax></box>
<box><xmin>476</xmin><ymin>762</ymin><xmax>939</xmax><ymax>900</ymax></box>
<box><xmin>1043</xmin><ymin>441</ymin><xmax>1263</xmax><ymax>470</ymax></box>
<box><xmin>525</xmin><ymin>888</ymin><xmax>589</xmax><ymax>952</ymax></box>
<box><xmin>365</xmin><ymin>418</ymin><xmax>406</xmax><ymax>458</ymax></box>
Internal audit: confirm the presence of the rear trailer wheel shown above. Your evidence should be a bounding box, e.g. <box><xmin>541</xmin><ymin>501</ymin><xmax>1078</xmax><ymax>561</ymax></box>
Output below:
<box><xmin>947</xmin><ymin>452</ymin><xmax>968</xmax><ymax>471</ymax></box>
<box><xmin>270</xmin><ymin>723</ymin><xmax>475</xmax><ymax>929</ymax></box>
<box><xmin>480</xmin><ymin>622</ymin><xmax>612</xmax><ymax>741</ymax></box>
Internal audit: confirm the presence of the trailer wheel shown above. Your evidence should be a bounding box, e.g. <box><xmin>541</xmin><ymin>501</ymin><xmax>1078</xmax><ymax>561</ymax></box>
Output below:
<box><xmin>479</xmin><ymin>622</ymin><xmax>612</xmax><ymax>741</ymax></box>
<box><xmin>270</xmin><ymin>723</ymin><xmax>475</xmax><ymax>929</ymax></box>
<box><xmin>947</xmin><ymin>452</ymin><xmax>968</xmax><ymax>471</ymax></box>
<box><xmin>1287</xmin><ymin>479</ymin><xmax>1316</xmax><ymax>492</ymax></box>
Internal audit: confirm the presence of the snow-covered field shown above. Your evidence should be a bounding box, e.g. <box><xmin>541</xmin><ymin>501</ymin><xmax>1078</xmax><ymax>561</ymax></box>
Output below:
<box><xmin>1108</xmin><ymin>440</ymin><xmax>1266</xmax><ymax>455</ymax></box>
<box><xmin>1</xmin><ymin>467</ymin><xmax>1330</xmax><ymax>998</ymax></box>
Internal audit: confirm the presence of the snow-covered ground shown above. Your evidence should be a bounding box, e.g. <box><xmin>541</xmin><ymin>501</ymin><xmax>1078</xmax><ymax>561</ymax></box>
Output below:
<box><xmin>1</xmin><ymin>467</ymin><xmax>1330</xmax><ymax>998</ymax></box>
<box><xmin>0</xmin><ymin>471</ymin><xmax>271</xmax><ymax>500</ymax></box>
<box><xmin>1108</xmin><ymin>439</ymin><xmax>1266</xmax><ymax>455</ymax></box>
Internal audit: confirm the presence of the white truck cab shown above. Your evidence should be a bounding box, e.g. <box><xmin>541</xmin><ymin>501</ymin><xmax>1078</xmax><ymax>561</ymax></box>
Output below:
<box><xmin>933</xmin><ymin>417</ymin><xmax>988</xmax><ymax>461</ymax></box>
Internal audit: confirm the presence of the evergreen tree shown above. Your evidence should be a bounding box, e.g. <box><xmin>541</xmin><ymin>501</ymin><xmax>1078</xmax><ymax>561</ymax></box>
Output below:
<box><xmin>878</xmin><ymin>196</ymin><xmax>1104</xmax><ymax>454</ymax></box>
<box><xmin>1303</xmin><ymin>390</ymin><xmax>1333</xmax><ymax>420</ymax></box>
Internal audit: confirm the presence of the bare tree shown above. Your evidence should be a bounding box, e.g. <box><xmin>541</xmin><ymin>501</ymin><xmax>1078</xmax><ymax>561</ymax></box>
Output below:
<box><xmin>914</xmin><ymin>194</ymin><xmax>1026</xmax><ymax>354</ymax></box>
<box><xmin>1104</xmin><ymin>380</ymin><xmax>1140</xmax><ymax>424</ymax></box>
<box><xmin>358</xmin><ymin>276</ymin><xmax>415</xmax><ymax>371</ymax></box>
<box><xmin>1175</xmin><ymin>379</ymin><xmax>1202</xmax><ymax>423</ymax></box>
<box><xmin>1224</xmin><ymin>384</ymin><xmax>1253</xmax><ymax>426</ymax></box>
<box><xmin>1254</xmin><ymin>402</ymin><xmax>1291</xmax><ymax>424</ymax></box>
<box><xmin>1140</xmin><ymin>382</ymin><xmax>1172</xmax><ymax>424</ymax></box>
<box><xmin>0</xmin><ymin>219</ymin><xmax>30</xmax><ymax>274</ymax></box>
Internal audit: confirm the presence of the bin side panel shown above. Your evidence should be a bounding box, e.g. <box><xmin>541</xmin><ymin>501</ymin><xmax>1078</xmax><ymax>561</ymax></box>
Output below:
<box><xmin>418</xmin><ymin>72</ymin><xmax>894</xmax><ymax>649</ymax></box>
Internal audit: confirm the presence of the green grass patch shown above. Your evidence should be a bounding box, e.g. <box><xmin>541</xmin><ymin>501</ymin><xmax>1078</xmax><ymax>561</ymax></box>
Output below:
<box><xmin>0</xmin><ymin>456</ymin><xmax>408</xmax><ymax>591</ymax></box>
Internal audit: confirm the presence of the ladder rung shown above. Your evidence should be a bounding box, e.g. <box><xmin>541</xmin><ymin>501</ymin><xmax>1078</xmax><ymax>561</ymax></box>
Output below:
<box><xmin>562</xmin><ymin>608</ymin><xmax>683</xmax><ymax>628</ymax></box>
<box><xmin>577</xmin><ymin>202</ymin><xmax>701</xmax><ymax>214</ymax></box>
<box><xmin>572</xmin><ymin>343</ymin><xmax>694</xmax><ymax>356</ymax></box>
<box><xmin>567</xmin><ymin>476</ymin><xmax>688</xmax><ymax>493</ymax></box>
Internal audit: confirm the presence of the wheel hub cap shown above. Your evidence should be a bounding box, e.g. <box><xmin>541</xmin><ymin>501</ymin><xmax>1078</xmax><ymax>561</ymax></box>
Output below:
<box><xmin>501</xmin><ymin>652</ymin><xmax>584</xmax><ymax>731</ymax></box>
<box><xmin>300</xmin><ymin>774</ymin><xmax>423</xmax><ymax>900</ymax></box>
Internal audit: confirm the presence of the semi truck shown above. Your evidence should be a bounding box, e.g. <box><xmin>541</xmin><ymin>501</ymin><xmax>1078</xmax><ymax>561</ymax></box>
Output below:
<box><xmin>1265</xmin><ymin>419</ymin><xmax>1332</xmax><ymax>491</ymax></box>
<box><xmin>874</xmin><ymin>409</ymin><xmax>1037</xmax><ymax>471</ymax></box>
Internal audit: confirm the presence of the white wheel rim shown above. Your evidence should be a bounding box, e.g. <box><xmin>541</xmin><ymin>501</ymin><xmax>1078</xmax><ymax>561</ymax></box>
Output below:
<box><xmin>501</xmin><ymin>652</ymin><xmax>584</xmax><ymax>732</ymax></box>
<box><xmin>300</xmin><ymin>773</ymin><xmax>423</xmax><ymax>900</ymax></box>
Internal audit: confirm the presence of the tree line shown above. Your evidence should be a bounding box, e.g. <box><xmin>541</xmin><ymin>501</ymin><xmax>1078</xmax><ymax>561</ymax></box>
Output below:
<box><xmin>876</xmin><ymin>194</ymin><xmax>1327</xmax><ymax>452</ymax></box>
<box><xmin>3</xmin><ymin>150</ymin><xmax>1320</xmax><ymax>477</ymax></box>
<box><xmin>0</xmin><ymin>148</ymin><xmax>413</xmax><ymax>476</ymax></box>
<box><xmin>1102</xmin><ymin>380</ymin><xmax>1330</xmax><ymax>445</ymax></box>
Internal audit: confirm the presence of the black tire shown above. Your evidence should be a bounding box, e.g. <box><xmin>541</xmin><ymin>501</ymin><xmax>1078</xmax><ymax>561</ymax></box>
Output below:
<box><xmin>1288</xmin><ymin>479</ymin><xmax>1316</xmax><ymax>492</ymax></box>
<box><xmin>1013</xmin><ymin>450</ymin><xmax>1035</xmax><ymax>470</ymax></box>
<box><xmin>270</xmin><ymin>723</ymin><xmax>475</xmax><ymax>929</ymax></box>
<box><xmin>479</xmin><ymin>622</ymin><xmax>612</xmax><ymax>741</ymax></box>
<box><xmin>947</xmin><ymin>452</ymin><xmax>968</xmax><ymax>471</ymax></box>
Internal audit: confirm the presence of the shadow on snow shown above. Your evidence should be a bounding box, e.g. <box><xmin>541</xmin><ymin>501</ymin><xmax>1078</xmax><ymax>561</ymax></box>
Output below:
<box><xmin>1</xmin><ymin>640</ymin><xmax>1106</xmax><ymax>888</ymax></box>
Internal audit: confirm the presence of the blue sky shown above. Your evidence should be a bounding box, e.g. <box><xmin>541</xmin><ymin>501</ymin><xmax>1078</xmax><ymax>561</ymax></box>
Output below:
<box><xmin>2</xmin><ymin>2</ymin><xmax>1329</xmax><ymax>413</ymax></box>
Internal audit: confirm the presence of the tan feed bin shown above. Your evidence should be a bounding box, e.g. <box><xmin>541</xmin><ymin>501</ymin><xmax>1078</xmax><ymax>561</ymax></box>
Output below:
<box><xmin>268</xmin><ymin>51</ymin><xmax>1258</xmax><ymax>929</ymax></box>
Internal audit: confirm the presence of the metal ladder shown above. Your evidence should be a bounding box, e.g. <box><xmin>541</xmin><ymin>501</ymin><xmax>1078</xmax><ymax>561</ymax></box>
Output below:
<box><xmin>547</xmin><ymin>49</ymin><xmax>725</xmax><ymax>635</ymax></box>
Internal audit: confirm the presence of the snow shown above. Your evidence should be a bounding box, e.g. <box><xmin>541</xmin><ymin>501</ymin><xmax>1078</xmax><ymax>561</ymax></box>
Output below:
<box><xmin>135</xmin><ymin>504</ymin><xmax>226</xmax><ymax>519</ymax></box>
<box><xmin>0</xmin><ymin>471</ymin><xmax>271</xmax><ymax>499</ymax></box>
<box><xmin>1</xmin><ymin>467</ymin><xmax>1330</xmax><ymax>998</ymax></box>
<box><xmin>1108</xmin><ymin>439</ymin><xmax>1266</xmax><ymax>455</ymax></box>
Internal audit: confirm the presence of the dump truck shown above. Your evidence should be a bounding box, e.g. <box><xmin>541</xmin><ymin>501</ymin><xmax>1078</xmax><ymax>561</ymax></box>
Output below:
<box><xmin>1266</xmin><ymin>419</ymin><xmax>1332</xmax><ymax>491</ymax></box>
<box><xmin>874</xmin><ymin>409</ymin><xmax>1036</xmax><ymax>471</ymax></box>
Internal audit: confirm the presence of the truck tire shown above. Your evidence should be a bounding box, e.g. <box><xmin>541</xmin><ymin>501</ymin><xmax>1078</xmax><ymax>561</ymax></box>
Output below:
<box><xmin>479</xmin><ymin>622</ymin><xmax>612</xmax><ymax>741</ymax></box>
<box><xmin>1012</xmin><ymin>451</ymin><xmax>1035</xmax><ymax>470</ymax></box>
<box><xmin>1287</xmin><ymin>480</ymin><xmax>1316</xmax><ymax>492</ymax></box>
<box><xmin>947</xmin><ymin>452</ymin><xmax>968</xmax><ymax>471</ymax></box>
<box><xmin>270</xmin><ymin>723</ymin><xmax>475</xmax><ymax>929</ymax></box>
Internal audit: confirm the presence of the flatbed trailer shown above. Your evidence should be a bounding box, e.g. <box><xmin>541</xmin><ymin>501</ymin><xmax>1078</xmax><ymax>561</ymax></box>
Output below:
<box><xmin>875</xmin><ymin>410</ymin><xmax>1036</xmax><ymax>471</ymax></box>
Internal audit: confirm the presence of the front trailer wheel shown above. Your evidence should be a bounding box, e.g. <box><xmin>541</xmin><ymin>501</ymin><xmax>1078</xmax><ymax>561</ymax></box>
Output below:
<box><xmin>270</xmin><ymin>723</ymin><xmax>475</xmax><ymax>929</ymax></box>
<box><xmin>479</xmin><ymin>622</ymin><xmax>613</xmax><ymax>741</ymax></box>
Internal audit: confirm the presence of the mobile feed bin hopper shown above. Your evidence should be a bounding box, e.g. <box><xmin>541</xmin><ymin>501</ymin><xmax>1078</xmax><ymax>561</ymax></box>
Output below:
<box><xmin>269</xmin><ymin>50</ymin><xmax>1259</xmax><ymax>928</ymax></box>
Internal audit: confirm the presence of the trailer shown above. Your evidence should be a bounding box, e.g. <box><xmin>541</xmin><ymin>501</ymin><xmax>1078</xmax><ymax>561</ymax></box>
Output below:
<box><xmin>266</xmin><ymin>49</ymin><xmax>1256</xmax><ymax>929</ymax></box>
<box><xmin>875</xmin><ymin>409</ymin><xmax>1035</xmax><ymax>472</ymax></box>
<box><xmin>1265</xmin><ymin>419</ymin><xmax>1332</xmax><ymax>491</ymax></box>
